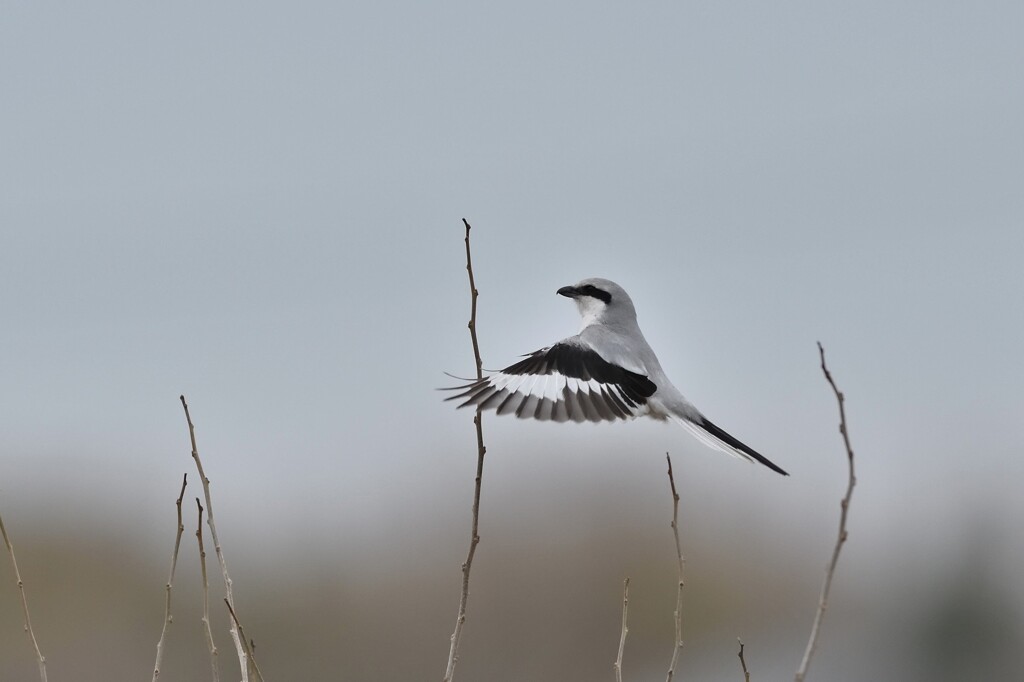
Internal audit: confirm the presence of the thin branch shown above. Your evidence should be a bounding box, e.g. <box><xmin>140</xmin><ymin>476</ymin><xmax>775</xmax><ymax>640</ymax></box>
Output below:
<box><xmin>152</xmin><ymin>473</ymin><xmax>188</xmax><ymax>681</ymax></box>
<box><xmin>794</xmin><ymin>343</ymin><xmax>858</xmax><ymax>682</ymax></box>
<box><xmin>614</xmin><ymin>577</ymin><xmax>630</xmax><ymax>682</ymax></box>
<box><xmin>462</xmin><ymin>217</ymin><xmax>484</xmax><ymax>379</ymax></box>
<box><xmin>180</xmin><ymin>395</ymin><xmax>250</xmax><ymax>682</ymax></box>
<box><xmin>196</xmin><ymin>498</ymin><xmax>220</xmax><ymax>682</ymax></box>
<box><xmin>737</xmin><ymin>638</ymin><xmax>751</xmax><ymax>682</ymax></box>
<box><xmin>443</xmin><ymin>218</ymin><xmax>488</xmax><ymax>682</ymax></box>
<box><xmin>226</xmin><ymin>599</ymin><xmax>265</xmax><ymax>682</ymax></box>
<box><xmin>0</xmin><ymin>508</ymin><xmax>48</xmax><ymax>682</ymax></box>
<box><xmin>665</xmin><ymin>454</ymin><xmax>685</xmax><ymax>682</ymax></box>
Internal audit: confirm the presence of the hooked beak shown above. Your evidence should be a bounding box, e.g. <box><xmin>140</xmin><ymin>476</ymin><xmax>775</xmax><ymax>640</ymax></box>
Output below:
<box><xmin>556</xmin><ymin>286</ymin><xmax>579</xmax><ymax>298</ymax></box>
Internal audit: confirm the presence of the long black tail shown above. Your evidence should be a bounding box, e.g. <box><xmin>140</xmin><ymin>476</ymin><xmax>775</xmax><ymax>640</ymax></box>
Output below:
<box><xmin>689</xmin><ymin>416</ymin><xmax>790</xmax><ymax>476</ymax></box>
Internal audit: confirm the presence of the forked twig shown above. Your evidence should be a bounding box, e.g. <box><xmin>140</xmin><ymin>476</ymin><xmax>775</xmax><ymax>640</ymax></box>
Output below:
<box><xmin>180</xmin><ymin>395</ymin><xmax>251</xmax><ymax>681</ymax></box>
<box><xmin>443</xmin><ymin>218</ymin><xmax>488</xmax><ymax>682</ymax></box>
<box><xmin>197</xmin><ymin>498</ymin><xmax>220</xmax><ymax>682</ymax></box>
<box><xmin>665</xmin><ymin>454</ymin><xmax>685</xmax><ymax>682</ymax></box>
<box><xmin>794</xmin><ymin>343</ymin><xmax>857</xmax><ymax>681</ymax></box>
<box><xmin>737</xmin><ymin>638</ymin><xmax>751</xmax><ymax>682</ymax></box>
<box><xmin>0</xmin><ymin>508</ymin><xmax>48</xmax><ymax>682</ymax></box>
<box><xmin>614</xmin><ymin>577</ymin><xmax>630</xmax><ymax>682</ymax></box>
<box><xmin>152</xmin><ymin>473</ymin><xmax>188</xmax><ymax>681</ymax></box>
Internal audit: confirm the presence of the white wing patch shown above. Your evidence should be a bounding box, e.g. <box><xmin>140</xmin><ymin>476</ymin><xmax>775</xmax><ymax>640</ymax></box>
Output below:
<box><xmin>443</xmin><ymin>344</ymin><xmax>656</xmax><ymax>424</ymax></box>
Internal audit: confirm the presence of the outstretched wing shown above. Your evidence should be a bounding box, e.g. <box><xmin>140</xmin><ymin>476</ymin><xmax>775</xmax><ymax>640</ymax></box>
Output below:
<box><xmin>443</xmin><ymin>341</ymin><xmax>658</xmax><ymax>423</ymax></box>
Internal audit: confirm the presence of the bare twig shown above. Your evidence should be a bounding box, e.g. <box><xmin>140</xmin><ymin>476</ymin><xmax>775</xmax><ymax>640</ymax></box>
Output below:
<box><xmin>794</xmin><ymin>343</ymin><xmax>857</xmax><ymax>681</ymax></box>
<box><xmin>196</xmin><ymin>498</ymin><xmax>220</xmax><ymax>682</ymax></box>
<box><xmin>614</xmin><ymin>577</ymin><xmax>630</xmax><ymax>682</ymax></box>
<box><xmin>443</xmin><ymin>219</ymin><xmax>489</xmax><ymax>682</ymax></box>
<box><xmin>737</xmin><ymin>638</ymin><xmax>751</xmax><ymax>682</ymax></box>
<box><xmin>180</xmin><ymin>395</ymin><xmax>250</xmax><ymax>682</ymax></box>
<box><xmin>0</xmin><ymin>508</ymin><xmax>48</xmax><ymax>682</ymax></box>
<box><xmin>152</xmin><ymin>473</ymin><xmax>188</xmax><ymax>681</ymax></box>
<box><xmin>226</xmin><ymin>598</ymin><xmax>265</xmax><ymax>682</ymax></box>
<box><xmin>665</xmin><ymin>454</ymin><xmax>685</xmax><ymax>682</ymax></box>
<box><xmin>462</xmin><ymin>218</ymin><xmax>484</xmax><ymax>379</ymax></box>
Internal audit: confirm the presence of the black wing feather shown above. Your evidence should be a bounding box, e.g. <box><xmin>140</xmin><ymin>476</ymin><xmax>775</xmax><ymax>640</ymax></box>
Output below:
<box><xmin>503</xmin><ymin>343</ymin><xmax>657</xmax><ymax>405</ymax></box>
<box><xmin>444</xmin><ymin>341</ymin><xmax>657</xmax><ymax>423</ymax></box>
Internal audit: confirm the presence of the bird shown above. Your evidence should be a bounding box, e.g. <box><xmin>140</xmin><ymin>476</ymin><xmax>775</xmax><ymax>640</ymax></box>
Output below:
<box><xmin>443</xmin><ymin>277</ymin><xmax>788</xmax><ymax>476</ymax></box>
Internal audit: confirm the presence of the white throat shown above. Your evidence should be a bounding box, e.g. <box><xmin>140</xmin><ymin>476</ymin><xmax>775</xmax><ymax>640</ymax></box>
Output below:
<box><xmin>574</xmin><ymin>297</ymin><xmax>607</xmax><ymax>331</ymax></box>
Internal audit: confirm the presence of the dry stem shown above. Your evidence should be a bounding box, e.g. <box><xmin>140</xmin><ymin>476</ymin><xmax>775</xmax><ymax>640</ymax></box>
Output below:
<box><xmin>794</xmin><ymin>343</ymin><xmax>857</xmax><ymax>681</ymax></box>
<box><xmin>226</xmin><ymin>598</ymin><xmax>265</xmax><ymax>682</ymax></box>
<box><xmin>614</xmin><ymin>577</ymin><xmax>630</xmax><ymax>682</ymax></box>
<box><xmin>443</xmin><ymin>219</ymin><xmax>488</xmax><ymax>682</ymax></box>
<box><xmin>737</xmin><ymin>638</ymin><xmax>751</xmax><ymax>682</ymax></box>
<box><xmin>180</xmin><ymin>395</ymin><xmax>250</xmax><ymax>682</ymax></box>
<box><xmin>665</xmin><ymin>454</ymin><xmax>685</xmax><ymax>682</ymax></box>
<box><xmin>152</xmin><ymin>473</ymin><xmax>188</xmax><ymax>681</ymax></box>
<box><xmin>0</xmin><ymin>508</ymin><xmax>48</xmax><ymax>682</ymax></box>
<box><xmin>196</xmin><ymin>498</ymin><xmax>220</xmax><ymax>682</ymax></box>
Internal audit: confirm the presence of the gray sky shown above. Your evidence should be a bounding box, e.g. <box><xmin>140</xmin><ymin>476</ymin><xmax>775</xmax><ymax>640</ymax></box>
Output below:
<box><xmin>2</xmin><ymin>2</ymin><xmax>1023</xmax><ymax>679</ymax></box>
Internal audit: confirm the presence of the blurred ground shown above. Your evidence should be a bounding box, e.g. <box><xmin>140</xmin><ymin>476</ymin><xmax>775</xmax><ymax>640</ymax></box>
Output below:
<box><xmin>1</xmin><ymin>430</ymin><xmax>1021</xmax><ymax>681</ymax></box>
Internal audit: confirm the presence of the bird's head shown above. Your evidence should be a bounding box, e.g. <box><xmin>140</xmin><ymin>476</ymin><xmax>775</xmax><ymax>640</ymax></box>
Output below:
<box><xmin>557</xmin><ymin>278</ymin><xmax>637</xmax><ymax>330</ymax></box>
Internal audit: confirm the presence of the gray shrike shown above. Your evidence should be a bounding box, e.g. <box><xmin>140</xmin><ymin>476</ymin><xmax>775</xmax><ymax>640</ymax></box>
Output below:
<box><xmin>445</xmin><ymin>277</ymin><xmax>788</xmax><ymax>476</ymax></box>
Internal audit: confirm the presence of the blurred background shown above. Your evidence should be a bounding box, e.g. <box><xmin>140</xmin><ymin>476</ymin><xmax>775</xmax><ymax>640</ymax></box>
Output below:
<box><xmin>2</xmin><ymin>2</ymin><xmax>1022</xmax><ymax>680</ymax></box>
